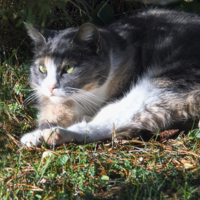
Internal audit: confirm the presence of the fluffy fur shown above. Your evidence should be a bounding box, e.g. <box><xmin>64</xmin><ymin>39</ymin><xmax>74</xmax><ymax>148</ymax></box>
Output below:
<box><xmin>21</xmin><ymin>9</ymin><xmax>200</xmax><ymax>146</ymax></box>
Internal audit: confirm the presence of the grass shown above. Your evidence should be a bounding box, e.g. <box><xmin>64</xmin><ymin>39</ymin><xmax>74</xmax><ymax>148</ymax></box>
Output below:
<box><xmin>1</xmin><ymin>0</ymin><xmax>200</xmax><ymax>199</ymax></box>
<box><xmin>0</xmin><ymin>130</ymin><xmax>200</xmax><ymax>199</ymax></box>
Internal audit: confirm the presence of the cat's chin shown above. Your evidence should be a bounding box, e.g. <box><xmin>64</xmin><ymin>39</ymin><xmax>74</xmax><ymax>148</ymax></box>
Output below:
<box><xmin>49</xmin><ymin>96</ymin><xmax>66</xmax><ymax>104</ymax></box>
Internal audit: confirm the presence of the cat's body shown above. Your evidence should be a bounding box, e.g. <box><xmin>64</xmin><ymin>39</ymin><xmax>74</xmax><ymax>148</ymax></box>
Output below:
<box><xmin>21</xmin><ymin>9</ymin><xmax>200</xmax><ymax>146</ymax></box>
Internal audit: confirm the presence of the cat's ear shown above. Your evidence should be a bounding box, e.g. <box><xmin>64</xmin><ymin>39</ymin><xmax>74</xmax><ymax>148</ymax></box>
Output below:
<box><xmin>24</xmin><ymin>22</ymin><xmax>46</xmax><ymax>50</ymax></box>
<box><xmin>72</xmin><ymin>23</ymin><xmax>101</xmax><ymax>52</ymax></box>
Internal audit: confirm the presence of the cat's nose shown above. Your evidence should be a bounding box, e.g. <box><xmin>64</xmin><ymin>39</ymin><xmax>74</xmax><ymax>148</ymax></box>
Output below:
<box><xmin>48</xmin><ymin>85</ymin><xmax>57</xmax><ymax>93</ymax></box>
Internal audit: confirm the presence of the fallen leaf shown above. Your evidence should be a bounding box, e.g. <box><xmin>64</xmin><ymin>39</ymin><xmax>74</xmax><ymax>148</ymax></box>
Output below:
<box><xmin>152</xmin><ymin>129</ymin><xmax>179</xmax><ymax>141</ymax></box>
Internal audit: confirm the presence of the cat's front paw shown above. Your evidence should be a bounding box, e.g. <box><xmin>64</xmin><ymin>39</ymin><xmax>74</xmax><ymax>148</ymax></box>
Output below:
<box><xmin>20</xmin><ymin>130</ymin><xmax>43</xmax><ymax>147</ymax></box>
<box><xmin>41</xmin><ymin>128</ymin><xmax>71</xmax><ymax>146</ymax></box>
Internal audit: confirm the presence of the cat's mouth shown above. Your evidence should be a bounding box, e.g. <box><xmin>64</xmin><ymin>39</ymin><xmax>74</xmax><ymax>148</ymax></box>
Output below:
<box><xmin>49</xmin><ymin>95</ymin><xmax>66</xmax><ymax>103</ymax></box>
<box><xmin>49</xmin><ymin>89</ymin><xmax>68</xmax><ymax>99</ymax></box>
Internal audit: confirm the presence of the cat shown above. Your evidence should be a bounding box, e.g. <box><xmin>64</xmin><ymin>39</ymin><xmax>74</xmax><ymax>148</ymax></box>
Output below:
<box><xmin>21</xmin><ymin>8</ymin><xmax>200</xmax><ymax>147</ymax></box>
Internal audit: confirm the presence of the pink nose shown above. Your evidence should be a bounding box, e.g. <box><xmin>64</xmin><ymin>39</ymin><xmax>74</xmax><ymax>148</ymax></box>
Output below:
<box><xmin>47</xmin><ymin>85</ymin><xmax>57</xmax><ymax>93</ymax></box>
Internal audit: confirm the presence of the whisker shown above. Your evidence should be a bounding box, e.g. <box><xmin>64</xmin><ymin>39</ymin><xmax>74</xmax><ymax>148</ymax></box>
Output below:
<box><xmin>23</xmin><ymin>95</ymin><xmax>38</xmax><ymax>105</ymax></box>
<box><xmin>72</xmin><ymin>95</ymin><xmax>97</xmax><ymax>115</ymax></box>
<box><xmin>76</xmin><ymin>93</ymin><xmax>102</xmax><ymax>108</ymax></box>
<box><xmin>23</xmin><ymin>97</ymin><xmax>37</xmax><ymax>107</ymax></box>
<box><xmin>23</xmin><ymin>93</ymin><xmax>40</xmax><ymax>107</ymax></box>
<box><xmin>23</xmin><ymin>94</ymin><xmax>36</xmax><ymax>104</ymax></box>
<box><xmin>65</xmin><ymin>87</ymin><xmax>106</xmax><ymax>103</ymax></box>
<box><xmin>69</xmin><ymin>95</ymin><xmax>87</xmax><ymax>110</ymax></box>
<box><xmin>20</xmin><ymin>88</ymin><xmax>38</xmax><ymax>91</ymax></box>
<box><xmin>66</xmin><ymin>93</ymin><xmax>97</xmax><ymax>115</ymax></box>
<box><xmin>73</xmin><ymin>93</ymin><xmax>100</xmax><ymax>113</ymax></box>
<box><xmin>79</xmin><ymin>90</ymin><xmax>106</xmax><ymax>101</ymax></box>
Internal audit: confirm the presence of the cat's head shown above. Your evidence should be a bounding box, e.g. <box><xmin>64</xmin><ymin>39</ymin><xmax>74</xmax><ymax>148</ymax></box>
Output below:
<box><xmin>25</xmin><ymin>23</ymin><xmax>110</xmax><ymax>104</ymax></box>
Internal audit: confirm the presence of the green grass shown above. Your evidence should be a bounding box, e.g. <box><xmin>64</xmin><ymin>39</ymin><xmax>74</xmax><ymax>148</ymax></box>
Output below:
<box><xmin>0</xmin><ymin>132</ymin><xmax>200</xmax><ymax>199</ymax></box>
<box><xmin>1</xmin><ymin>0</ymin><xmax>200</xmax><ymax>199</ymax></box>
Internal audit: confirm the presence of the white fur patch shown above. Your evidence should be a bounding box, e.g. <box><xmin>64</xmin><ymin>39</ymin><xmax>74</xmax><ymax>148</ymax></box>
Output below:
<box><xmin>41</xmin><ymin>59</ymin><xmax>57</xmax><ymax>96</ymax></box>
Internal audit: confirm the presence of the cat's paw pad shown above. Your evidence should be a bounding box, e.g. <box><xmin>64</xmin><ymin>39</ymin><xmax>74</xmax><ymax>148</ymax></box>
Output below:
<box><xmin>41</xmin><ymin>128</ymin><xmax>66</xmax><ymax>145</ymax></box>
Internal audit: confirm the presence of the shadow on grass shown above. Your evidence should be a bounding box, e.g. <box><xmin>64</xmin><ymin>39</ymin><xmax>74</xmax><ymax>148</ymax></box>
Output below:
<box><xmin>24</xmin><ymin>164</ymin><xmax>199</xmax><ymax>199</ymax></box>
<box><xmin>71</xmin><ymin>169</ymin><xmax>200</xmax><ymax>199</ymax></box>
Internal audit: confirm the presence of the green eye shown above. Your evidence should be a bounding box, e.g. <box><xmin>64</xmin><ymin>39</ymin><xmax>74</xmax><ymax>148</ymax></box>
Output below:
<box><xmin>63</xmin><ymin>65</ymin><xmax>74</xmax><ymax>74</ymax></box>
<box><xmin>39</xmin><ymin>65</ymin><xmax>47</xmax><ymax>73</ymax></box>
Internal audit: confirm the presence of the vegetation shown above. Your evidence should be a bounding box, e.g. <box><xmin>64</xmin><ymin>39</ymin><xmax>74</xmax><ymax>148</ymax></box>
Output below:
<box><xmin>1</xmin><ymin>0</ymin><xmax>200</xmax><ymax>199</ymax></box>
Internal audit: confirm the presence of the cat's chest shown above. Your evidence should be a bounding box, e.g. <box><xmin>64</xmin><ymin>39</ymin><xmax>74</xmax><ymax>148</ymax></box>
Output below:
<box><xmin>39</xmin><ymin>102</ymin><xmax>77</xmax><ymax>128</ymax></box>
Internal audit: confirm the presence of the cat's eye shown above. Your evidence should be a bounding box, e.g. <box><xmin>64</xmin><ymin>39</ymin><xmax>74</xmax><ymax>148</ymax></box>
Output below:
<box><xmin>39</xmin><ymin>65</ymin><xmax>47</xmax><ymax>73</ymax></box>
<box><xmin>63</xmin><ymin>65</ymin><xmax>74</xmax><ymax>74</ymax></box>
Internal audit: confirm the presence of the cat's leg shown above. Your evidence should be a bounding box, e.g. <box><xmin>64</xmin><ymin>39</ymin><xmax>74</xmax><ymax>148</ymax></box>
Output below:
<box><xmin>20</xmin><ymin>126</ymin><xmax>75</xmax><ymax>147</ymax></box>
<box><xmin>20</xmin><ymin>116</ymin><xmax>92</xmax><ymax>147</ymax></box>
<box><xmin>37</xmin><ymin>114</ymin><xmax>93</xmax><ymax>145</ymax></box>
<box><xmin>20</xmin><ymin>125</ymin><xmax>78</xmax><ymax>146</ymax></box>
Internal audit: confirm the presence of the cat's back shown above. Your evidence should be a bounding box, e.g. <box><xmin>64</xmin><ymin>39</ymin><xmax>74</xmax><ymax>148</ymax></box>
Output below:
<box><xmin>108</xmin><ymin>9</ymin><xmax>200</xmax><ymax>32</ymax></box>
<box><xmin>105</xmin><ymin>8</ymin><xmax>200</xmax><ymax>47</ymax></box>
<box><xmin>105</xmin><ymin>9</ymin><xmax>200</xmax><ymax>69</ymax></box>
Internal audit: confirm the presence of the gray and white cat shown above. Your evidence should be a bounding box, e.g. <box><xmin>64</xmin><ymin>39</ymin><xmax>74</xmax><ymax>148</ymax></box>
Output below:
<box><xmin>21</xmin><ymin>9</ymin><xmax>200</xmax><ymax>147</ymax></box>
